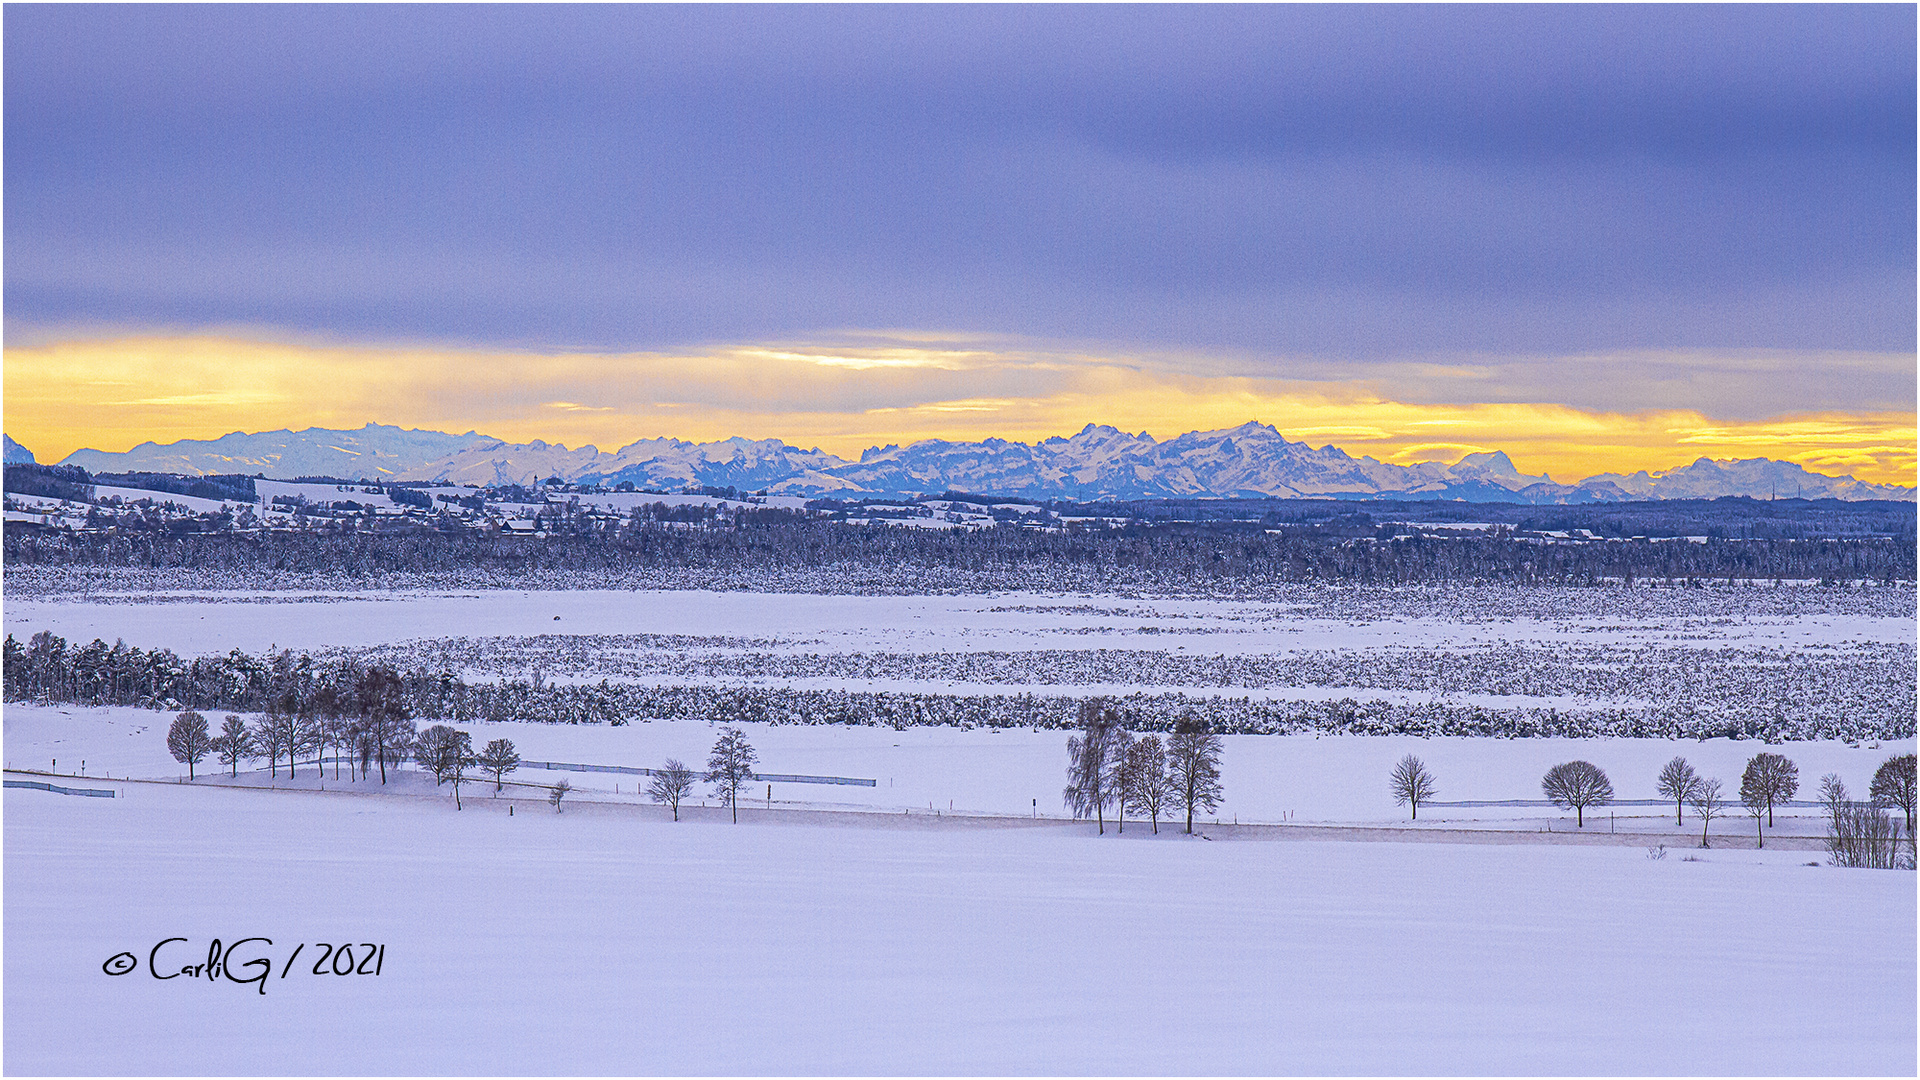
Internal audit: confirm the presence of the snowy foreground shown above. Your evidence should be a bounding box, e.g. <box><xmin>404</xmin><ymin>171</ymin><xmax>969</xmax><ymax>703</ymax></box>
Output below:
<box><xmin>7</xmin><ymin>781</ymin><xmax>1914</xmax><ymax>1076</ymax></box>
<box><xmin>5</xmin><ymin>584</ymin><xmax>1915</xmax><ymax>1073</ymax></box>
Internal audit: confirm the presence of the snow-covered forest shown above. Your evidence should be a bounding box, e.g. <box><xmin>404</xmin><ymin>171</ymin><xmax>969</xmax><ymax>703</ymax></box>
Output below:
<box><xmin>7</xmin><ymin>518</ymin><xmax>1912</xmax><ymax>591</ymax></box>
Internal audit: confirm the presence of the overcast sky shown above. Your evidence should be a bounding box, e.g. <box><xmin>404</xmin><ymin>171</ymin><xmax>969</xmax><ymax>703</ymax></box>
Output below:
<box><xmin>5</xmin><ymin>5</ymin><xmax>1914</xmax><ymax>480</ymax></box>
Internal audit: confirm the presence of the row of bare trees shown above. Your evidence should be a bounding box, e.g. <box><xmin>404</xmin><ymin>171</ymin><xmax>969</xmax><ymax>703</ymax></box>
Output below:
<box><xmin>164</xmin><ymin>707</ymin><xmax>521</xmax><ymax>808</ymax></box>
<box><xmin>1063</xmin><ymin>700</ymin><xmax>1222</xmax><ymax>834</ymax></box>
<box><xmin>639</xmin><ymin>727</ymin><xmax>757</xmax><ymax>823</ymax></box>
<box><xmin>1390</xmin><ymin>750</ymin><xmax>1914</xmax><ymax>863</ymax></box>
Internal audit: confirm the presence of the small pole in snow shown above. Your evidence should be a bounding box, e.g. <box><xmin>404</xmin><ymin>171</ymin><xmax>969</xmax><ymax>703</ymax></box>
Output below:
<box><xmin>1032</xmin><ymin>798</ymin><xmax>1037</xmax><ymax>818</ymax></box>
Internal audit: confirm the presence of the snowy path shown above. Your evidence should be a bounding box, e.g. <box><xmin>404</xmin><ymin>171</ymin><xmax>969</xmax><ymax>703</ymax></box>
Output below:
<box><xmin>6</xmin><ymin>781</ymin><xmax>1911</xmax><ymax>1075</ymax></box>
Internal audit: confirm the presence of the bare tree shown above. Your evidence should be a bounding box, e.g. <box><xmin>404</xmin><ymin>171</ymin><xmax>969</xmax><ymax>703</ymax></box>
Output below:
<box><xmin>357</xmin><ymin>665</ymin><xmax>412</xmax><ymax>784</ymax></box>
<box><xmin>352</xmin><ymin>720</ymin><xmax>376</xmax><ymax>780</ymax></box>
<box><xmin>649</xmin><ymin>758</ymin><xmax>695</xmax><ymax>821</ymax></box>
<box><xmin>549</xmin><ymin>777</ymin><xmax>570</xmax><ymax>812</ymax></box>
<box><xmin>1390</xmin><ymin>754</ymin><xmax>1437</xmax><ymax>820</ymax></box>
<box><xmin>1741</xmin><ymin>752</ymin><xmax>1799</xmax><ymax>829</ymax></box>
<box><xmin>1122</xmin><ymin>734</ymin><xmax>1169</xmax><ymax>834</ymax></box>
<box><xmin>288</xmin><ymin>704</ymin><xmax>320</xmax><ymax>779</ymax></box>
<box><xmin>1109</xmin><ymin>728</ymin><xmax>1135</xmax><ymax>833</ymax></box>
<box><xmin>1818</xmin><ymin>773</ymin><xmax>1850</xmax><ymax>825</ymax></box>
<box><xmin>260</xmin><ymin>693</ymin><xmax>312</xmax><ymax>779</ymax></box>
<box><xmin>166</xmin><ymin>711</ymin><xmax>212</xmax><ymax>780</ymax></box>
<box><xmin>1657</xmin><ymin>756</ymin><xmax>1700</xmax><ymax>826</ymax></box>
<box><xmin>1063</xmin><ymin>699</ymin><xmax>1124</xmax><ymax>834</ymax></box>
<box><xmin>444</xmin><ymin>730</ymin><xmax>475</xmax><ymax>809</ymax></box>
<box><xmin>1689</xmin><ymin>777</ymin><xmax>1724</xmax><ymax>848</ymax></box>
<box><xmin>477</xmin><ymin>738</ymin><xmax>521</xmax><ymax>792</ymax></box>
<box><xmin>1870</xmin><ymin>753</ymin><xmax>1916</xmax><ymax>844</ymax></box>
<box><xmin>1167</xmin><ymin>715</ymin><xmax>1223</xmax><ymax>835</ymax></box>
<box><xmin>311</xmin><ymin>684</ymin><xmax>345</xmax><ymax>779</ymax></box>
<box><xmin>322</xmin><ymin>714</ymin><xmax>354</xmax><ymax>780</ymax></box>
<box><xmin>253</xmin><ymin>713</ymin><xmax>291</xmax><ymax>778</ymax></box>
<box><xmin>210</xmin><ymin>714</ymin><xmax>253</xmax><ymax>777</ymax></box>
<box><xmin>1542</xmin><ymin>761</ymin><xmax>1613</xmax><ymax>827</ymax></box>
<box><xmin>1740</xmin><ymin>767</ymin><xmax>1770</xmax><ymax>848</ymax></box>
<box><xmin>707</xmin><ymin>727</ymin><xmax>758</xmax><ymax>823</ymax></box>
<box><xmin>415</xmin><ymin>725</ymin><xmax>463</xmax><ymax>785</ymax></box>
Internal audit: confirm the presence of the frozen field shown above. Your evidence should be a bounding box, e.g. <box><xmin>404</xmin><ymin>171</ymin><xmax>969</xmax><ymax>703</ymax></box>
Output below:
<box><xmin>7</xmin><ymin>704</ymin><xmax>1911</xmax><ymax>838</ymax></box>
<box><xmin>5</xmin><ymin>780</ymin><xmax>1912</xmax><ymax>1075</ymax></box>
<box><xmin>7</xmin><ymin>586</ymin><xmax>1913</xmax><ymax>655</ymax></box>
<box><xmin>7</xmin><ymin>586</ymin><xmax>1914</xmax><ymax>740</ymax></box>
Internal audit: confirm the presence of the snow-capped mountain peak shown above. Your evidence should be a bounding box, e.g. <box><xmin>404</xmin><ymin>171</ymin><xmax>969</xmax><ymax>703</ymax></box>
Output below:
<box><xmin>47</xmin><ymin>422</ymin><xmax>1912</xmax><ymax>502</ymax></box>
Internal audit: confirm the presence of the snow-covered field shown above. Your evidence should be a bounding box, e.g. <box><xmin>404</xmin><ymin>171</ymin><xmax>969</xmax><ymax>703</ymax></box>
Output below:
<box><xmin>9</xmin><ymin>587</ymin><xmax>1912</xmax><ymax>656</ymax></box>
<box><xmin>6</xmin><ymin>583</ymin><xmax>1914</xmax><ymax>1073</ymax></box>
<box><xmin>6</xmin><ymin>780</ymin><xmax>1912</xmax><ymax>1075</ymax></box>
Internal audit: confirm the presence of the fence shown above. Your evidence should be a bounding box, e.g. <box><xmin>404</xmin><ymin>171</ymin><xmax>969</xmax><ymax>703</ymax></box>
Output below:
<box><xmin>295</xmin><ymin>756</ymin><xmax>878</xmax><ymax>787</ymax></box>
<box><xmin>5</xmin><ymin>779</ymin><xmax>115</xmax><ymax>798</ymax></box>
<box><xmin>516</xmin><ymin>760</ymin><xmax>877</xmax><ymax>787</ymax></box>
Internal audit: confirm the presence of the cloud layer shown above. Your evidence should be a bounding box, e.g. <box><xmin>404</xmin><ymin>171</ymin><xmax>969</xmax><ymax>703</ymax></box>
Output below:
<box><xmin>5</xmin><ymin>8</ymin><xmax>1911</xmax><ymax>480</ymax></box>
<box><xmin>6</xmin><ymin>6</ymin><xmax>1913</xmax><ymax>359</ymax></box>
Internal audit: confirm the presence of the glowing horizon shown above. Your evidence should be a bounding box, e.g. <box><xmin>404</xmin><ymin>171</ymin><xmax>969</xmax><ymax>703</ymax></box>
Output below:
<box><xmin>7</xmin><ymin>332</ymin><xmax>1913</xmax><ymax>487</ymax></box>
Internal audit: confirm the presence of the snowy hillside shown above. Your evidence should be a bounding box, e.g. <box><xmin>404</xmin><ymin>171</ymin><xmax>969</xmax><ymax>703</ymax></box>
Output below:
<box><xmin>3</xmin><ymin>434</ymin><xmax>36</xmax><ymax>464</ymax></box>
<box><xmin>53</xmin><ymin>421</ymin><xmax>1915</xmax><ymax>501</ymax></box>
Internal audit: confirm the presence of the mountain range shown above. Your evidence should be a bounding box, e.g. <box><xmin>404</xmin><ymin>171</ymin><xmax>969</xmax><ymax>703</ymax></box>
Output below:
<box><xmin>21</xmin><ymin>422</ymin><xmax>1914</xmax><ymax>503</ymax></box>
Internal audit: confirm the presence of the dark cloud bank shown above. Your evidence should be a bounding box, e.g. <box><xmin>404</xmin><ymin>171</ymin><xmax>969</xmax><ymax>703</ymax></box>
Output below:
<box><xmin>7</xmin><ymin>6</ymin><xmax>1913</xmax><ymax>366</ymax></box>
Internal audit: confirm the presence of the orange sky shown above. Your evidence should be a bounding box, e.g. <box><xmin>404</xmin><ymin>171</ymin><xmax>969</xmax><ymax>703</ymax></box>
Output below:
<box><xmin>6</xmin><ymin>332</ymin><xmax>1914</xmax><ymax>486</ymax></box>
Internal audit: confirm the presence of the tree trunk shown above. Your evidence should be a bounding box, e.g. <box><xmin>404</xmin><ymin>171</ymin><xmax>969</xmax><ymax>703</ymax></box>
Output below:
<box><xmin>1701</xmin><ymin>818</ymin><xmax>1710</xmax><ymax>847</ymax></box>
<box><xmin>1676</xmin><ymin>800</ymin><xmax>1683</xmax><ymax>826</ymax></box>
<box><xmin>1756</xmin><ymin>814</ymin><xmax>1763</xmax><ymax>848</ymax></box>
<box><xmin>1576</xmin><ymin>804</ymin><xmax>1583</xmax><ymax>827</ymax></box>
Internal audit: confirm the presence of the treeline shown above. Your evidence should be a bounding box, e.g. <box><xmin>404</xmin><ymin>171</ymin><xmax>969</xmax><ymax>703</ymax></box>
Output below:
<box><xmin>347</xmin><ymin>635</ymin><xmax>1915</xmax><ymax>734</ymax></box>
<box><xmin>8</xmin><ymin>634</ymin><xmax>1911</xmax><ymax>742</ymax></box>
<box><xmin>1058</xmin><ymin>496</ymin><xmax>1918</xmax><ymax>542</ymax></box>
<box><xmin>5</xmin><ymin>519</ymin><xmax>1912</xmax><ymax>586</ymax></box>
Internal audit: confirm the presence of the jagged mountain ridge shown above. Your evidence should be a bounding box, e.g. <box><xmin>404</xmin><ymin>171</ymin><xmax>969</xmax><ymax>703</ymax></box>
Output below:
<box><xmin>49</xmin><ymin>421</ymin><xmax>1914</xmax><ymax>502</ymax></box>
